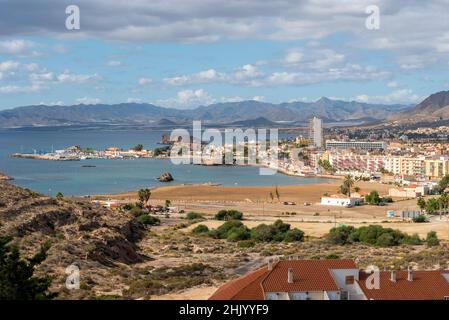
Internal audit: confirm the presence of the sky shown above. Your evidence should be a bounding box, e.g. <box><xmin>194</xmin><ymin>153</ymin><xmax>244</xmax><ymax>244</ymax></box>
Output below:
<box><xmin>0</xmin><ymin>0</ymin><xmax>448</xmax><ymax>110</ymax></box>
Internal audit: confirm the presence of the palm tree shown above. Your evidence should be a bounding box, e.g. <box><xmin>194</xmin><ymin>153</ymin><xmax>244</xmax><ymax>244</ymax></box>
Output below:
<box><xmin>342</xmin><ymin>175</ymin><xmax>355</xmax><ymax>197</ymax></box>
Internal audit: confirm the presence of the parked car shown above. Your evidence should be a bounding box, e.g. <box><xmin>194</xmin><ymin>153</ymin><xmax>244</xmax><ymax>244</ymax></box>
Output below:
<box><xmin>283</xmin><ymin>201</ymin><xmax>296</xmax><ymax>205</ymax></box>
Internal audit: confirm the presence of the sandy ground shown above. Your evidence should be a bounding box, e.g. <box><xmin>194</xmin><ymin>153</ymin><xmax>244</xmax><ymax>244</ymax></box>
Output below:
<box><xmin>150</xmin><ymin>286</ymin><xmax>218</xmax><ymax>300</ymax></box>
<box><xmin>99</xmin><ymin>180</ymin><xmax>449</xmax><ymax>240</ymax></box>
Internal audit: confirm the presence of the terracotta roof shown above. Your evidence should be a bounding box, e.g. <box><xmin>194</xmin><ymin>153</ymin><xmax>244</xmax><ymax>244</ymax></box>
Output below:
<box><xmin>209</xmin><ymin>259</ymin><xmax>357</xmax><ymax>300</ymax></box>
<box><xmin>209</xmin><ymin>266</ymin><xmax>269</xmax><ymax>300</ymax></box>
<box><xmin>358</xmin><ymin>271</ymin><xmax>449</xmax><ymax>300</ymax></box>
<box><xmin>262</xmin><ymin>259</ymin><xmax>357</xmax><ymax>293</ymax></box>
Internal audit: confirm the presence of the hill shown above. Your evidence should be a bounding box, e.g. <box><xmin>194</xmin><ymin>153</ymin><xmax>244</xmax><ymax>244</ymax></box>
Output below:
<box><xmin>389</xmin><ymin>90</ymin><xmax>449</xmax><ymax>123</ymax></box>
<box><xmin>0</xmin><ymin>98</ymin><xmax>412</xmax><ymax>128</ymax></box>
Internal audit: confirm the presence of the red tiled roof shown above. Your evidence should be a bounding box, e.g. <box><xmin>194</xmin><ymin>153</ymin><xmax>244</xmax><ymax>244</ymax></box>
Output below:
<box><xmin>262</xmin><ymin>259</ymin><xmax>357</xmax><ymax>293</ymax></box>
<box><xmin>209</xmin><ymin>259</ymin><xmax>357</xmax><ymax>300</ymax></box>
<box><xmin>209</xmin><ymin>266</ymin><xmax>269</xmax><ymax>300</ymax></box>
<box><xmin>358</xmin><ymin>271</ymin><xmax>449</xmax><ymax>300</ymax></box>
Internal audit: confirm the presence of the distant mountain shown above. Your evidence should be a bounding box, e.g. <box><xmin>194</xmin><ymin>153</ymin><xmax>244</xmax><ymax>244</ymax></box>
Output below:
<box><xmin>156</xmin><ymin>118</ymin><xmax>178</xmax><ymax>126</ymax></box>
<box><xmin>230</xmin><ymin>117</ymin><xmax>276</xmax><ymax>127</ymax></box>
<box><xmin>389</xmin><ymin>90</ymin><xmax>449</xmax><ymax>123</ymax></box>
<box><xmin>0</xmin><ymin>98</ymin><xmax>413</xmax><ymax>128</ymax></box>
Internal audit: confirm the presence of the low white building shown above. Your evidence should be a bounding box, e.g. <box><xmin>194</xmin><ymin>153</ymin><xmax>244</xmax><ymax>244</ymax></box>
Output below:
<box><xmin>320</xmin><ymin>196</ymin><xmax>363</xmax><ymax>207</ymax></box>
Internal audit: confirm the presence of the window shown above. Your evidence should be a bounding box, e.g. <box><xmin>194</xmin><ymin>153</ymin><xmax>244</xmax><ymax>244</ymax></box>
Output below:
<box><xmin>345</xmin><ymin>275</ymin><xmax>355</xmax><ymax>285</ymax></box>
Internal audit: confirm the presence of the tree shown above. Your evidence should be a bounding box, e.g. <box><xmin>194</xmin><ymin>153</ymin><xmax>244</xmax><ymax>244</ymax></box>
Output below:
<box><xmin>318</xmin><ymin>159</ymin><xmax>334</xmax><ymax>172</ymax></box>
<box><xmin>132</xmin><ymin>144</ymin><xmax>144</xmax><ymax>152</ymax></box>
<box><xmin>426</xmin><ymin>231</ymin><xmax>439</xmax><ymax>247</ymax></box>
<box><xmin>138</xmin><ymin>188</ymin><xmax>151</xmax><ymax>206</ymax></box>
<box><xmin>164</xmin><ymin>199</ymin><xmax>171</xmax><ymax>210</ymax></box>
<box><xmin>417</xmin><ymin>198</ymin><xmax>426</xmax><ymax>210</ymax></box>
<box><xmin>0</xmin><ymin>237</ymin><xmax>56</xmax><ymax>300</ymax></box>
<box><xmin>341</xmin><ymin>175</ymin><xmax>355</xmax><ymax>197</ymax></box>
<box><xmin>354</xmin><ymin>186</ymin><xmax>361</xmax><ymax>193</ymax></box>
<box><xmin>365</xmin><ymin>191</ymin><xmax>381</xmax><ymax>205</ymax></box>
<box><xmin>275</xmin><ymin>186</ymin><xmax>280</xmax><ymax>202</ymax></box>
<box><xmin>434</xmin><ymin>175</ymin><xmax>449</xmax><ymax>194</ymax></box>
<box><xmin>55</xmin><ymin>192</ymin><xmax>64</xmax><ymax>201</ymax></box>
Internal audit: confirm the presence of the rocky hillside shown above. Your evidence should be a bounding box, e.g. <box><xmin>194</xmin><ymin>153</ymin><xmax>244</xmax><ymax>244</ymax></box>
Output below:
<box><xmin>0</xmin><ymin>180</ymin><xmax>146</xmax><ymax>299</ymax></box>
<box><xmin>389</xmin><ymin>90</ymin><xmax>449</xmax><ymax>123</ymax></box>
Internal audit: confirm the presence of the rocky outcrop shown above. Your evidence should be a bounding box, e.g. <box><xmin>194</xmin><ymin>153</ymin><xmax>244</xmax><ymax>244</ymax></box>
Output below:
<box><xmin>0</xmin><ymin>180</ymin><xmax>147</xmax><ymax>298</ymax></box>
<box><xmin>158</xmin><ymin>172</ymin><xmax>174</xmax><ymax>182</ymax></box>
<box><xmin>0</xmin><ymin>171</ymin><xmax>12</xmax><ymax>180</ymax></box>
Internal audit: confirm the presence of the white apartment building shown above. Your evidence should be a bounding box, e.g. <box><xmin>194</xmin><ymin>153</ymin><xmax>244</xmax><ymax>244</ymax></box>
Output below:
<box><xmin>326</xmin><ymin>140</ymin><xmax>386</xmax><ymax>150</ymax></box>
<box><xmin>309</xmin><ymin>117</ymin><xmax>323</xmax><ymax>148</ymax></box>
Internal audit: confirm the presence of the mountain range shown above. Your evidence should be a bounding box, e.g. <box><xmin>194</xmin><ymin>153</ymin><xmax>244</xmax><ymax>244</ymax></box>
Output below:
<box><xmin>0</xmin><ymin>97</ymin><xmax>415</xmax><ymax>129</ymax></box>
<box><xmin>388</xmin><ymin>90</ymin><xmax>449</xmax><ymax>123</ymax></box>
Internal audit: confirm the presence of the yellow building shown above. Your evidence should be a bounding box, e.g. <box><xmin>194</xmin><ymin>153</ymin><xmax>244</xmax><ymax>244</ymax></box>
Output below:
<box><xmin>424</xmin><ymin>158</ymin><xmax>449</xmax><ymax>179</ymax></box>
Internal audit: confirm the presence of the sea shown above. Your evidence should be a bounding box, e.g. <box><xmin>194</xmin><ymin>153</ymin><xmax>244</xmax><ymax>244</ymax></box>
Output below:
<box><xmin>0</xmin><ymin>127</ymin><xmax>333</xmax><ymax>196</ymax></box>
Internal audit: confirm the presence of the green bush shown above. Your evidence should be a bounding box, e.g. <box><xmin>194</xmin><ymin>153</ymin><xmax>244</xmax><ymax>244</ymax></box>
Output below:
<box><xmin>208</xmin><ymin>219</ymin><xmax>304</xmax><ymax>243</ymax></box>
<box><xmin>327</xmin><ymin>225</ymin><xmax>355</xmax><ymax>245</ymax></box>
<box><xmin>137</xmin><ymin>214</ymin><xmax>160</xmax><ymax>226</ymax></box>
<box><xmin>284</xmin><ymin>228</ymin><xmax>305</xmax><ymax>242</ymax></box>
<box><xmin>412</xmin><ymin>214</ymin><xmax>427</xmax><ymax>223</ymax></box>
<box><xmin>209</xmin><ymin>220</ymin><xmax>250</xmax><ymax>241</ymax></box>
<box><xmin>186</xmin><ymin>212</ymin><xmax>203</xmax><ymax>220</ymax></box>
<box><xmin>426</xmin><ymin>231</ymin><xmax>440</xmax><ymax>247</ymax></box>
<box><xmin>238</xmin><ymin>240</ymin><xmax>256</xmax><ymax>248</ymax></box>
<box><xmin>214</xmin><ymin>210</ymin><xmax>243</xmax><ymax>221</ymax></box>
<box><xmin>192</xmin><ymin>224</ymin><xmax>209</xmax><ymax>234</ymax></box>
<box><xmin>121</xmin><ymin>203</ymin><xmax>134</xmax><ymax>211</ymax></box>
<box><xmin>327</xmin><ymin>224</ymin><xmax>422</xmax><ymax>247</ymax></box>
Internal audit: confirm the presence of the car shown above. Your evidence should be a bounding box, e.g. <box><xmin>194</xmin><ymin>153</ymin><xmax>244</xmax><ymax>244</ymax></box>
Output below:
<box><xmin>303</xmin><ymin>202</ymin><xmax>311</xmax><ymax>206</ymax></box>
<box><xmin>283</xmin><ymin>201</ymin><xmax>296</xmax><ymax>205</ymax></box>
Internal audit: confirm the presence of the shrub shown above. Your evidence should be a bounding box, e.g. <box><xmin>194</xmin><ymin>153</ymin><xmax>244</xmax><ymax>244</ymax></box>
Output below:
<box><xmin>121</xmin><ymin>203</ymin><xmax>134</xmax><ymax>211</ymax></box>
<box><xmin>412</xmin><ymin>214</ymin><xmax>427</xmax><ymax>223</ymax></box>
<box><xmin>209</xmin><ymin>220</ymin><xmax>250</xmax><ymax>240</ymax></box>
<box><xmin>227</xmin><ymin>228</ymin><xmax>251</xmax><ymax>242</ymax></box>
<box><xmin>327</xmin><ymin>224</ymin><xmax>422</xmax><ymax>247</ymax></box>
<box><xmin>402</xmin><ymin>233</ymin><xmax>422</xmax><ymax>245</ymax></box>
<box><xmin>250</xmin><ymin>224</ymin><xmax>276</xmax><ymax>242</ymax></box>
<box><xmin>238</xmin><ymin>240</ymin><xmax>256</xmax><ymax>248</ymax></box>
<box><xmin>215</xmin><ymin>210</ymin><xmax>243</xmax><ymax>221</ymax></box>
<box><xmin>327</xmin><ymin>225</ymin><xmax>355</xmax><ymax>245</ymax></box>
<box><xmin>192</xmin><ymin>224</ymin><xmax>209</xmax><ymax>234</ymax></box>
<box><xmin>426</xmin><ymin>231</ymin><xmax>440</xmax><ymax>247</ymax></box>
<box><xmin>284</xmin><ymin>228</ymin><xmax>305</xmax><ymax>242</ymax></box>
<box><xmin>130</xmin><ymin>207</ymin><xmax>146</xmax><ymax>217</ymax></box>
<box><xmin>186</xmin><ymin>212</ymin><xmax>203</xmax><ymax>220</ymax></box>
<box><xmin>137</xmin><ymin>214</ymin><xmax>160</xmax><ymax>226</ymax></box>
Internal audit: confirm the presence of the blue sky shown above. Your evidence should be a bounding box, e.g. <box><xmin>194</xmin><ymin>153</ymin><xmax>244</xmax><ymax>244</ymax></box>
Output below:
<box><xmin>0</xmin><ymin>0</ymin><xmax>448</xmax><ymax>110</ymax></box>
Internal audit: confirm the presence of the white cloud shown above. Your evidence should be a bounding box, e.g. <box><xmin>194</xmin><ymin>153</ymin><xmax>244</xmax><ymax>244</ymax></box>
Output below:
<box><xmin>0</xmin><ymin>60</ymin><xmax>20</xmax><ymax>72</ymax></box>
<box><xmin>0</xmin><ymin>84</ymin><xmax>42</xmax><ymax>94</ymax></box>
<box><xmin>0</xmin><ymin>39</ymin><xmax>39</xmax><ymax>56</ymax></box>
<box><xmin>39</xmin><ymin>101</ymin><xmax>64</xmax><ymax>106</ymax></box>
<box><xmin>354</xmin><ymin>89</ymin><xmax>422</xmax><ymax>104</ymax></box>
<box><xmin>127</xmin><ymin>97</ymin><xmax>143</xmax><ymax>103</ymax></box>
<box><xmin>138</xmin><ymin>78</ymin><xmax>153</xmax><ymax>86</ymax></box>
<box><xmin>75</xmin><ymin>97</ymin><xmax>102</xmax><ymax>105</ymax></box>
<box><xmin>156</xmin><ymin>89</ymin><xmax>214</xmax><ymax>108</ymax></box>
<box><xmin>107</xmin><ymin>60</ymin><xmax>122</xmax><ymax>67</ymax></box>
<box><xmin>57</xmin><ymin>71</ymin><xmax>101</xmax><ymax>84</ymax></box>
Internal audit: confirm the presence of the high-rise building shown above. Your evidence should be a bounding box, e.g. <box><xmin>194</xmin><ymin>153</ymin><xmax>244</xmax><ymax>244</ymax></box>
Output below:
<box><xmin>309</xmin><ymin>117</ymin><xmax>323</xmax><ymax>148</ymax></box>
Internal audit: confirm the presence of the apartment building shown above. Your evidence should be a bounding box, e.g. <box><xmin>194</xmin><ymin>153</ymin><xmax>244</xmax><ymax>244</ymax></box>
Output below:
<box><xmin>309</xmin><ymin>117</ymin><xmax>323</xmax><ymax>148</ymax></box>
<box><xmin>424</xmin><ymin>157</ymin><xmax>449</xmax><ymax>179</ymax></box>
<box><xmin>326</xmin><ymin>140</ymin><xmax>386</xmax><ymax>150</ymax></box>
<box><xmin>209</xmin><ymin>259</ymin><xmax>449</xmax><ymax>300</ymax></box>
